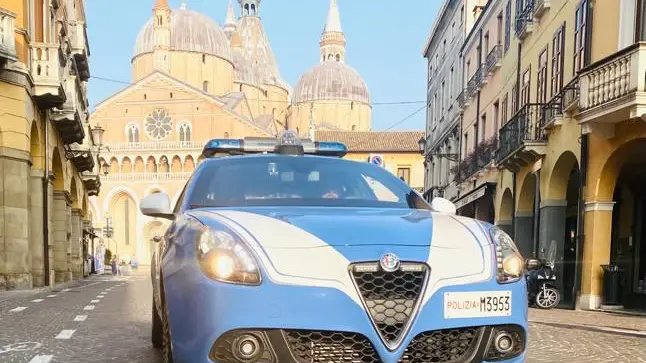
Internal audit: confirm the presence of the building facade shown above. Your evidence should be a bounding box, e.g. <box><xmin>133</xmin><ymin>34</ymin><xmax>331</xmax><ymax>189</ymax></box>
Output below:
<box><xmin>444</xmin><ymin>0</ymin><xmax>646</xmax><ymax>311</ymax></box>
<box><xmin>92</xmin><ymin>0</ymin><xmax>419</xmax><ymax>265</ymax></box>
<box><xmin>421</xmin><ymin>0</ymin><xmax>486</xmax><ymax>202</ymax></box>
<box><xmin>0</xmin><ymin>0</ymin><xmax>99</xmax><ymax>290</ymax></box>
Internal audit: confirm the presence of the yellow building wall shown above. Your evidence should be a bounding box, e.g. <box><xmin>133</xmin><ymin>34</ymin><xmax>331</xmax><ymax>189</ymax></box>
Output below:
<box><xmin>288</xmin><ymin>101</ymin><xmax>372</xmax><ymax>136</ymax></box>
<box><xmin>343</xmin><ymin>152</ymin><xmax>425</xmax><ymax>190</ymax></box>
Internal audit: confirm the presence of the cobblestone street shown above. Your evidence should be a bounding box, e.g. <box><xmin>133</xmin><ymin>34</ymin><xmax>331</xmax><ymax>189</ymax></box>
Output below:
<box><xmin>0</xmin><ymin>269</ymin><xmax>644</xmax><ymax>362</ymax></box>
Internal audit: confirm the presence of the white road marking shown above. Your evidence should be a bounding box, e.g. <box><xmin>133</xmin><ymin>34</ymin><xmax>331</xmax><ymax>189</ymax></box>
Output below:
<box><xmin>55</xmin><ymin>329</ymin><xmax>75</xmax><ymax>339</ymax></box>
<box><xmin>61</xmin><ymin>288</ymin><xmax>70</xmax><ymax>292</ymax></box>
<box><xmin>83</xmin><ymin>305</ymin><xmax>95</xmax><ymax>311</ymax></box>
<box><xmin>47</xmin><ymin>295</ymin><xmax>56</xmax><ymax>298</ymax></box>
<box><xmin>31</xmin><ymin>299</ymin><xmax>43</xmax><ymax>303</ymax></box>
<box><xmin>28</xmin><ymin>355</ymin><xmax>53</xmax><ymax>363</ymax></box>
<box><xmin>90</xmin><ymin>300</ymin><xmax>99</xmax><ymax>303</ymax></box>
<box><xmin>97</xmin><ymin>295</ymin><xmax>104</xmax><ymax>298</ymax></box>
<box><xmin>9</xmin><ymin>306</ymin><xmax>27</xmax><ymax>312</ymax></box>
<box><xmin>73</xmin><ymin>315</ymin><xmax>87</xmax><ymax>322</ymax></box>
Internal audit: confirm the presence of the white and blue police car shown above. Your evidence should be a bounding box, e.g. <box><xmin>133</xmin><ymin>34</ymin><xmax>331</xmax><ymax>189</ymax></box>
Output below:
<box><xmin>141</xmin><ymin>130</ymin><xmax>528</xmax><ymax>363</ymax></box>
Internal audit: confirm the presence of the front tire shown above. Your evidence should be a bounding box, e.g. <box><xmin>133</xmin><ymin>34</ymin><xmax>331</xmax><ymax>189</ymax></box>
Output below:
<box><xmin>160</xmin><ymin>280</ymin><xmax>174</xmax><ymax>363</ymax></box>
<box><xmin>151</xmin><ymin>297</ymin><xmax>163</xmax><ymax>349</ymax></box>
<box><xmin>535</xmin><ymin>285</ymin><xmax>560</xmax><ymax>309</ymax></box>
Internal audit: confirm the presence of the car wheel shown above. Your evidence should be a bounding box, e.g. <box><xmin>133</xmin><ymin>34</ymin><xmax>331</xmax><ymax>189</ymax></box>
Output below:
<box><xmin>161</xmin><ymin>283</ymin><xmax>174</xmax><ymax>363</ymax></box>
<box><xmin>151</xmin><ymin>296</ymin><xmax>163</xmax><ymax>349</ymax></box>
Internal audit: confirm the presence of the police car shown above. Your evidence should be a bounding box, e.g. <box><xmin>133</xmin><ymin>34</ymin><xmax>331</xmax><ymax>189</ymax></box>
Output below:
<box><xmin>140</xmin><ymin>130</ymin><xmax>528</xmax><ymax>363</ymax></box>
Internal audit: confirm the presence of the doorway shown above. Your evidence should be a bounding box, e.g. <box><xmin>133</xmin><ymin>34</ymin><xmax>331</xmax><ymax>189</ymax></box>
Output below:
<box><xmin>560</xmin><ymin>167</ymin><xmax>579</xmax><ymax>308</ymax></box>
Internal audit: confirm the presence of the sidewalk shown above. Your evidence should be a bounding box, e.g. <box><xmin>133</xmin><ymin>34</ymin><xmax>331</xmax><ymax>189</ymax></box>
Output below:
<box><xmin>529</xmin><ymin>308</ymin><xmax>646</xmax><ymax>335</ymax></box>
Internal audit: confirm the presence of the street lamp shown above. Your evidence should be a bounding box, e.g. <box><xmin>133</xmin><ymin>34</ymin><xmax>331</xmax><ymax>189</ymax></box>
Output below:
<box><xmin>101</xmin><ymin>161</ymin><xmax>110</xmax><ymax>176</ymax></box>
<box><xmin>418</xmin><ymin>137</ymin><xmax>426</xmax><ymax>155</ymax></box>
<box><xmin>90</xmin><ymin>124</ymin><xmax>105</xmax><ymax>148</ymax></box>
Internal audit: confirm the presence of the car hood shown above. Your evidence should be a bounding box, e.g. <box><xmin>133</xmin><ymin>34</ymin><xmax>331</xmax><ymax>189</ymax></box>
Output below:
<box><xmin>189</xmin><ymin>207</ymin><xmax>494</xmax><ymax>304</ymax></box>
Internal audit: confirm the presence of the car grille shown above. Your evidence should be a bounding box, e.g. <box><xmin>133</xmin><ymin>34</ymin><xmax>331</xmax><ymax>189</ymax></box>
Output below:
<box><xmin>350</xmin><ymin>262</ymin><xmax>428</xmax><ymax>347</ymax></box>
<box><xmin>284</xmin><ymin>330</ymin><xmax>381</xmax><ymax>363</ymax></box>
<box><xmin>399</xmin><ymin>327</ymin><xmax>483</xmax><ymax>363</ymax></box>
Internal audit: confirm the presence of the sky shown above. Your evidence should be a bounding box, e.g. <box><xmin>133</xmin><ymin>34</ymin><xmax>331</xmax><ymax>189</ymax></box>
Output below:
<box><xmin>85</xmin><ymin>0</ymin><xmax>441</xmax><ymax>131</ymax></box>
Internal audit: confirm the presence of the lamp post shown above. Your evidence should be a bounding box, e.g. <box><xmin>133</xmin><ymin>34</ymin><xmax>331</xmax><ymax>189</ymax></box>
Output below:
<box><xmin>418</xmin><ymin>136</ymin><xmax>426</xmax><ymax>155</ymax></box>
<box><xmin>101</xmin><ymin>160</ymin><xmax>109</xmax><ymax>176</ymax></box>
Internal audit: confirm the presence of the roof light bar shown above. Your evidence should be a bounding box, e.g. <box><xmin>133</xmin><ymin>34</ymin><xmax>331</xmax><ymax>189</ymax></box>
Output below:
<box><xmin>202</xmin><ymin>130</ymin><xmax>348</xmax><ymax>158</ymax></box>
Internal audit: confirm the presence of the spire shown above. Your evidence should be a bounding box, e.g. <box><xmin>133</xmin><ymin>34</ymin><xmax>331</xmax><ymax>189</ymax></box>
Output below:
<box><xmin>153</xmin><ymin>0</ymin><xmax>169</xmax><ymax>10</ymax></box>
<box><xmin>223</xmin><ymin>0</ymin><xmax>237</xmax><ymax>39</ymax></box>
<box><xmin>319</xmin><ymin>0</ymin><xmax>346</xmax><ymax>64</ymax></box>
<box><xmin>323</xmin><ymin>0</ymin><xmax>343</xmax><ymax>33</ymax></box>
<box><xmin>179</xmin><ymin>1</ymin><xmax>187</xmax><ymax>10</ymax></box>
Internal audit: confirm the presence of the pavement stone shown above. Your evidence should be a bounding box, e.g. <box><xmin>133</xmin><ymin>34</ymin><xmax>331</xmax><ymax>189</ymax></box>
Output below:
<box><xmin>0</xmin><ymin>269</ymin><xmax>643</xmax><ymax>362</ymax></box>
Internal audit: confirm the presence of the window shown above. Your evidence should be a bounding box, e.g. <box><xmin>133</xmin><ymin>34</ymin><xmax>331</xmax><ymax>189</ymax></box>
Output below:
<box><xmin>202</xmin><ymin>54</ymin><xmax>206</xmax><ymax>63</ymax></box>
<box><xmin>187</xmin><ymin>157</ymin><xmax>429</xmax><ymax>209</ymax></box>
<box><xmin>461</xmin><ymin>6</ymin><xmax>465</xmax><ymax>24</ymax></box>
<box><xmin>449</xmin><ymin>66</ymin><xmax>454</xmax><ymax>103</ymax></box>
<box><xmin>493</xmin><ymin>101</ymin><xmax>500</xmax><ymax>138</ymax></box>
<box><xmin>537</xmin><ymin>48</ymin><xmax>548</xmax><ymax>104</ymax></box>
<box><xmin>473</xmin><ymin>124</ymin><xmax>478</xmax><ymax>148</ymax></box>
<box><xmin>480</xmin><ymin>113</ymin><xmax>487</xmax><ymax>142</ymax></box>
<box><xmin>502</xmin><ymin>93</ymin><xmax>509</xmax><ymax>124</ymax></box>
<box><xmin>203</xmin><ymin>81</ymin><xmax>209</xmax><ymax>92</ymax></box>
<box><xmin>511</xmin><ymin>84</ymin><xmax>518</xmax><ymax>113</ymax></box>
<box><xmin>397</xmin><ymin>167</ymin><xmax>411</xmax><ymax>185</ymax></box>
<box><xmin>497</xmin><ymin>12</ymin><xmax>504</xmax><ymax>45</ymax></box>
<box><xmin>452</xmin><ymin>21</ymin><xmax>456</xmax><ymax>39</ymax></box>
<box><xmin>126</xmin><ymin>124</ymin><xmax>139</xmax><ymax>143</ymax></box>
<box><xmin>464</xmin><ymin>132</ymin><xmax>469</xmax><ymax>155</ymax></box>
<box><xmin>428</xmin><ymin>62</ymin><xmax>433</xmax><ymax>81</ymax></box>
<box><xmin>504</xmin><ymin>1</ymin><xmax>512</xmax><ymax>53</ymax></box>
<box><xmin>551</xmin><ymin>24</ymin><xmax>565</xmax><ymax>96</ymax></box>
<box><xmin>574</xmin><ymin>0</ymin><xmax>589</xmax><ymax>72</ymax></box>
<box><xmin>484</xmin><ymin>32</ymin><xmax>490</xmax><ymax>54</ymax></box>
<box><xmin>145</xmin><ymin>108</ymin><xmax>173</xmax><ymax>140</ymax></box>
<box><xmin>441</xmin><ymin>80</ymin><xmax>446</xmax><ymax>114</ymax></box>
<box><xmin>178</xmin><ymin>123</ymin><xmax>191</xmax><ymax>142</ymax></box>
<box><xmin>521</xmin><ymin>68</ymin><xmax>531</xmax><ymax>107</ymax></box>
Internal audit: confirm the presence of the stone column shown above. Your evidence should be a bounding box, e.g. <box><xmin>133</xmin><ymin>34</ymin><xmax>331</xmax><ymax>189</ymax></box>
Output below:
<box><xmin>579</xmin><ymin>201</ymin><xmax>615</xmax><ymax>310</ymax></box>
<box><xmin>0</xmin><ymin>148</ymin><xmax>32</xmax><ymax>290</ymax></box>
<box><xmin>53</xmin><ymin>191</ymin><xmax>72</xmax><ymax>283</ymax></box>
<box><xmin>30</xmin><ymin>169</ymin><xmax>45</xmax><ymax>287</ymax></box>
<box><xmin>514</xmin><ymin>211</ymin><xmax>534</xmax><ymax>259</ymax></box>
<box><xmin>47</xmin><ymin>178</ymin><xmax>55</xmax><ymax>286</ymax></box>
<box><xmin>70</xmin><ymin>209</ymin><xmax>82</xmax><ymax>279</ymax></box>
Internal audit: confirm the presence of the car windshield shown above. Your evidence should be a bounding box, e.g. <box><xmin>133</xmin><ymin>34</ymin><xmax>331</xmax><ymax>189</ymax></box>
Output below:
<box><xmin>186</xmin><ymin>156</ymin><xmax>430</xmax><ymax>209</ymax></box>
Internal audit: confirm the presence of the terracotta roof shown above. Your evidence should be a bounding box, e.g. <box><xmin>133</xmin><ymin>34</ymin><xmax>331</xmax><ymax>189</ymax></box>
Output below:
<box><xmin>315</xmin><ymin>131</ymin><xmax>424</xmax><ymax>152</ymax></box>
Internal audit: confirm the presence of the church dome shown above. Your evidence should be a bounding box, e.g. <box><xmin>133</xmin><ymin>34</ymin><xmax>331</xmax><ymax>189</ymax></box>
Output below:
<box><xmin>231</xmin><ymin>48</ymin><xmax>258</xmax><ymax>84</ymax></box>
<box><xmin>292</xmin><ymin>61</ymin><xmax>370</xmax><ymax>105</ymax></box>
<box><xmin>133</xmin><ymin>8</ymin><xmax>232</xmax><ymax>62</ymax></box>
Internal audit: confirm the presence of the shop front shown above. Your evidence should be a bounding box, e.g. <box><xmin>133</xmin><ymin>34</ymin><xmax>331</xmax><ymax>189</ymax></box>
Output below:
<box><xmin>454</xmin><ymin>182</ymin><xmax>496</xmax><ymax>224</ymax></box>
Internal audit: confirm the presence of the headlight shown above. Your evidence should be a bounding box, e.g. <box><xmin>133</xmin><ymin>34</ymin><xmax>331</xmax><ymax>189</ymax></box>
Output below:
<box><xmin>196</xmin><ymin>228</ymin><xmax>261</xmax><ymax>285</ymax></box>
<box><xmin>490</xmin><ymin>226</ymin><xmax>523</xmax><ymax>284</ymax></box>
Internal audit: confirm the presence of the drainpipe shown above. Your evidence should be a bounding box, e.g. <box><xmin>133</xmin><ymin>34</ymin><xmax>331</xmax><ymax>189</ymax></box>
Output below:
<box><xmin>511</xmin><ymin>172</ymin><xmax>517</xmax><ymax>240</ymax></box>
<box><xmin>511</xmin><ymin>37</ymin><xmax>523</xmax><ymax>242</ymax></box>
<box><xmin>42</xmin><ymin>111</ymin><xmax>50</xmax><ymax>286</ymax></box>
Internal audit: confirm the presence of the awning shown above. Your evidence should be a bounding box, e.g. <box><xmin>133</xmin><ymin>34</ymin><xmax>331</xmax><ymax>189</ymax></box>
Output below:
<box><xmin>83</xmin><ymin>228</ymin><xmax>98</xmax><ymax>239</ymax></box>
<box><xmin>454</xmin><ymin>182</ymin><xmax>496</xmax><ymax>210</ymax></box>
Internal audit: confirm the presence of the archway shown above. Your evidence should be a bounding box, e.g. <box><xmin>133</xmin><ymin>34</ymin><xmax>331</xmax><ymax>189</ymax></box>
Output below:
<box><xmin>602</xmin><ymin>138</ymin><xmax>646</xmax><ymax>308</ymax></box>
<box><xmin>497</xmin><ymin>188</ymin><xmax>513</xmax><ymax>236</ymax></box>
<box><xmin>516</xmin><ymin>172</ymin><xmax>538</xmax><ymax>259</ymax></box>
<box><xmin>121</xmin><ymin>157</ymin><xmax>132</xmax><ymax>173</ymax></box>
<box><xmin>184</xmin><ymin>155</ymin><xmax>195</xmax><ymax>172</ymax></box>
<box><xmin>108</xmin><ymin>191</ymin><xmax>138</xmax><ymax>262</ymax></box>
<box><xmin>134</xmin><ymin>156</ymin><xmax>145</xmax><ymax>173</ymax></box>
<box><xmin>171</xmin><ymin>155</ymin><xmax>182</xmax><ymax>172</ymax></box>
<box><xmin>546</xmin><ymin>151</ymin><xmax>581</xmax><ymax>308</ymax></box>
<box><xmin>52</xmin><ymin>147</ymin><xmax>64</xmax><ymax>192</ymax></box>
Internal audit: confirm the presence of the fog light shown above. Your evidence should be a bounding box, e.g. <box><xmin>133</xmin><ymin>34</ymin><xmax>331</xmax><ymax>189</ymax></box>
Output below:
<box><xmin>494</xmin><ymin>331</ymin><xmax>514</xmax><ymax>354</ymax></box>
<box><xmin>232</xmin><ymin>334</ymin><xmax>262</xmax><ymax>361</ymax></box>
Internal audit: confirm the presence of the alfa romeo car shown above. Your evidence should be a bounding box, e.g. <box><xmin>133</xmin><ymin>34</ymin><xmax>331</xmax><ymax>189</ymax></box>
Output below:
<box><xmin>140</xmin><ymin>131</ymin><xmax>528</xmax><ymax>363</ymax></box>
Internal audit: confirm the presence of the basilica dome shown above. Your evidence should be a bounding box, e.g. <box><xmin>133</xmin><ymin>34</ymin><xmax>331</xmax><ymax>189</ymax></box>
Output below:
<box><xmin>292</xmin><ymin>61</ymin><xmax>370</xmax><ymax>105</ymax></box>
<box><xmin>133</xmin><ymin>7</ymin><xmax>232</xmax><ymax>62</ymax></box>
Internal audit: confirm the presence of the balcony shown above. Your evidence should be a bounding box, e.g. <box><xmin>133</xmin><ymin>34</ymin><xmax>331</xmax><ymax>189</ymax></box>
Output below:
<box><xmin>67</xmin><ymin>143</ymin><xmax>95</xmax><ymax>173</ymax></box>
<box><xmin>102</xmin><ymin>172</ymin><xmax>193</xmax><ymax>182</ymax></box>
<box><xmin>51</xmin><ymin>74</ymin><xmax>86</xmax><ymax>145</ymax></box>
<box><xmin>457</xmin><ymin>90</ymin><xmax>469</xmax><ymax>110</ymax></box>
<box><xmin>485</xmin><ymin>45</ymin><xmax>502</xmax><ymax>76</ymax></box>
<box><xmin>496</xmin><ymin>103</ymin><xmax>547</xmax><ymax>172</ymax></box>
<box><xmin>0</xmin><ymin>8</ymin><xmax>17</xmax><ymax>65</ymax></box>
<box><xmin>69</xmin><ymin>21</ymin><xmax>89</xmax><ymax>81</ymax></box>
<box><xmin>467</xmin><ymin>67</ymin><xmax>483</xmax><ymax>98</ymax></box>
<box><xmin>577</xmin><ymin>43</ymin><xmax>646</xmax><ymax>138</ymax></box>
<box><xmin>533</xmin><ymin>0</ymin><xmax>551</xmax><ymax>19</ymax></box>
<box><xmin>81</xmin><ymin>170</ymin><xmax>101</xmax><ymax>197</ymax></box>
<box><xmin>515</xmin><ymin>4</ymin><xmax>535</xmax><ymax>40</ymax></box>
<box><xmin>540</xmin><ymin>94</ymin><xmax>563</xmax><ymax>129</ymax></box>
<box><xmin>562</xmin><ymin>76</ymin><xmax>580</xmax><ymax>114</ymax></box>
<box><xmin>452</xmin><ymin>136</ymin><xmax>497</xmax><ymax>184</ymax></box>
<box><xmin>30</xmin><ymin>43</ymin><xmax>66</xmax><ymax>108</ymax></box>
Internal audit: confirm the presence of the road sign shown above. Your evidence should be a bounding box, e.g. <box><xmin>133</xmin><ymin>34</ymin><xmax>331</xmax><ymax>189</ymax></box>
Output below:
<box><xmin>368</xmin><ymin>154</ymin><xmax>384</xmax><ymax>167</ymax></box>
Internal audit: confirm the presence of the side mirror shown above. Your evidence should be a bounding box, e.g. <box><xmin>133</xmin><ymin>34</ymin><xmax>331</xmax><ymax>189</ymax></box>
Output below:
<box><xmin>430</xmin><ymin>197</ymin><xmax>457</xmax><ymax>215</ymax></box>
<box><xmin>525</xmin><ymin>258</ymin><xmax>542</xmax><ymax>270</ymax></box>
<box><xmin>152</xmin><ymin>235</ymin><xmax>162</xmax><ymax>243</ymax></box>
<box><xmin>140</xmin><ymin>192</ymin><xmax>174</xmax><ymax>220</ymax></box>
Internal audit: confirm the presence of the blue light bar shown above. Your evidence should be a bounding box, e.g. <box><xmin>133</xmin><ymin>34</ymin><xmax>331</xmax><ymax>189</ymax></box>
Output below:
<box><xmin>202</xmin><ymin>132</ymin><xmax>348</xmax><ymax>158</ymax></box>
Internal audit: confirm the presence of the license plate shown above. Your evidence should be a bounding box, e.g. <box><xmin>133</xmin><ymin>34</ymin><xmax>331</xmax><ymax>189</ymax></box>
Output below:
<box><xmin>444</xmin><ymin>291</ymin><xmax>512</xmax><ymax>319</ymax></box>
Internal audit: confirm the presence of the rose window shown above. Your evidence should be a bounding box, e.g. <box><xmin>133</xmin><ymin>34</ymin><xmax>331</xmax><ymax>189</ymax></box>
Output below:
<box><xmin>145</xmin><ymin>108</ymin><xmax>173</xmax><ymax>140</ymax></box>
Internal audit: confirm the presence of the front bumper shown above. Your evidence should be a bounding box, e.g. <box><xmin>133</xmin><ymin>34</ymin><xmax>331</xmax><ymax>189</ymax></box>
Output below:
<box><xmin>163</xmin><ymin>265</ymin><xmax>528</xmax><ymax>363</ymax></box>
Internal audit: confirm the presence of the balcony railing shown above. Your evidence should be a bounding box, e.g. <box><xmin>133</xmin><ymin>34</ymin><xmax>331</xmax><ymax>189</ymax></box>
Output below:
<box><xmin>457</xmin><ymin>89</ymin><xmax>469</xmax><ymax>110</ymax></box>
<box><xmin>70</xmin><ymin>21</ymin><xmax>89</xmax><ymax>81</ymax></box>
<box><xmin>577</xmin><ymin>43</ymin><xmax>646</xmax><ymax>130</ymax></box>
<box><xmin>0</xmin><ymin>8</ymin><xmax>17</xmax><ymax>64</ymax></box>
<box><xmin>496</xmin><ymin>103</ymin><xmax>547</xmax><ymax>170</ymax></box>
<box><xmin>51</xmin><ymin>74</ymin><xmax>86</xmax><ymax>145</ymax></box>
<box><xmin>102</xmin><ymin>172</ymin><xmax>193</xmax><ymax>182</ymax></box>
<box><xmin>515</xmin><ymin>1</ymin><xmax>535</xmax><ymax>40</ymax></box>
<box><xmin>540</xmin><ymin>94</ymin><xmax>562</xmax><ymax>129</ymax></box>
<box><xmin>105</xmin><ymin>140</ymin><xmax>208</xmax><ymax>151</ymax></box>
<box><xmin>485</xmin><ymin>45</ymin><xmax>503</xmax><ymax>76</ymax></box>
<box><xmin>452</xmin><ymin>136</ymin><xmax>497</xmax><ymax>184</ymax></box>
<box><xmin>30</xmin><ymin>42</ymin><xmax>66</xmax><ymax>107</ymax></box>
<box><xmin>467</xmin><ymin>66</ymin><xmax>483</xmax><ymax>98</ymax></box>
<box><xmin>562</xmin><ymin>76</ymin><xmax>580</xmax><ymax>113</ymax></box>
<box><xmin>534</xmin><ymin>0</ymin><xmax>551</xmax><ymax>19</ymax></box>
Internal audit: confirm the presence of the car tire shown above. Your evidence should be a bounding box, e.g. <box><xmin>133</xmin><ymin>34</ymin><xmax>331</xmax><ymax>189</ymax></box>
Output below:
<box><xmin>161</xmin><ymin>282</ymin><xmax>174</xmax><ymax>363</ymax></box>
<box><xmin>151</xmin><ymin>297</ymin><xmax>163</xmax><ymax>349</ymax></box>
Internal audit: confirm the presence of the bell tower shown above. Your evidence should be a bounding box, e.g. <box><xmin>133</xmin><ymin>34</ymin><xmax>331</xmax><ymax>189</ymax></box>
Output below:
<box><xmin>238</xmin><ymin>0</ymin><xmax>261</xmax><ymax>17</ymax></box>
<box><xmin>152</xmin><ymin>0</ymin><xmax>171</xmax><ymax>73</ymax></box>
<box><xmin>319</xmin><ymin>0</ymin><xmax>345</xmax><ymax>64</ymax></box>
